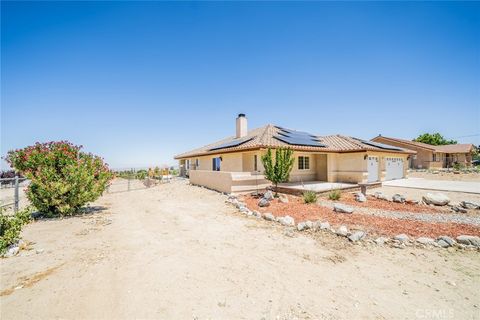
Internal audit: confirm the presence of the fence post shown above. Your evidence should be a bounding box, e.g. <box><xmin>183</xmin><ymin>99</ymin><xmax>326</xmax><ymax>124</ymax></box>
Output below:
<box><xmin>14</xmin><ymin>175</ymin><xmax>19</xmax><ymax>213</ymax></box>
<box><xmin>128</xmin><ymin>177</ymin><xmax>131</xmax><ymax>191</ymax></box>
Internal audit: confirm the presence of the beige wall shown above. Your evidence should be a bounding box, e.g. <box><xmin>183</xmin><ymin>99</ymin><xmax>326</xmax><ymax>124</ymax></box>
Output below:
<box><xmin>189</xmin><ymin>170</ymin><xmax>234</xmax><ymax>193</ymax></box>
<box><xmin>180</xmin><ymin>148</ymin><xmax>410</xmax><ymax>186</ymax></box>
<box><xmin>327</xmin><ymin>153</ymin><xmax>367</xmax><ymax>183</ymax></box>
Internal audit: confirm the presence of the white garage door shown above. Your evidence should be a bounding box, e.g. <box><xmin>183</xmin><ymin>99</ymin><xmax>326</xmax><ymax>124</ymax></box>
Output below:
<box><xmin>367</xmin><ymin>156</ymin><xmax>379</xmax><ymax>182</ymax></box>
<box><xmin>385</xmin><ymin>157</ymin><xmax>404</xmax><ymax>180</ymax></box>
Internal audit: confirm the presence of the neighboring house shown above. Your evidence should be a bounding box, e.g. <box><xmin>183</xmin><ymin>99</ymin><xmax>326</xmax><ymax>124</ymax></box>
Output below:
<box><xmin>371</xmin><ymin>135</ymin><xmax>475</xmax><ymax>169</ymax></box>
<box><xmin>174</xmin><ymin>114</ymin><xmax>415</xmax><ymax>193</ymax></box>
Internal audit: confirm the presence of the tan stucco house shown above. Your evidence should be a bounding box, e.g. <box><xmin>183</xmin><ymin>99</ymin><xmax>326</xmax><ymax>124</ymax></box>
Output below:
<box><xmin>371</xmin><ymin>135</ymin><xmax>475</xmax><ymax>169</ymax></box>
<box><xmin>174</xmin><ymin>115</ymin><xmax>415</xmax><ymax>193</ymax></box>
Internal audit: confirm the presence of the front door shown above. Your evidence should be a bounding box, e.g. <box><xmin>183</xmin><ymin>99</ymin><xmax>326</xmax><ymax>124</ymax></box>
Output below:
<box><xmin>367</xmin><ymin>156</ymin><xmax>379</xmax><ymax>182</ymax></box>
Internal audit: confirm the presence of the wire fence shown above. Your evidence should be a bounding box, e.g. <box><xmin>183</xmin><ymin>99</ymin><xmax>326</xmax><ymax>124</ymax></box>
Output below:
<box><xmin>106</xmin><ymin>175</ymin><xmax>174</xmax><ymax>194</ymax></box>
<box><xmin>0</xmin><ymin>173</ymin><xmax>178</xmax><ymax>213</ymax></box>
<box><xmin>0</xmin><ymin>176</ymin><xmax>29</xmax><ymax>213</ymax></box>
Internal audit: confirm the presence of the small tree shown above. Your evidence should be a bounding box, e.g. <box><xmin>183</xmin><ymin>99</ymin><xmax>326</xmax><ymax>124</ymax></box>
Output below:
<box><xmin>413</xmin><ymin>133</ymin><xmax>457</xmax><ymax>146</ymax></box>
<box><xmin>261</xmin><ymin>148</ymin><xmax>295</xmax><ymax>195</ymax></box>
<box><xmin>6</xmin><ymin>141</ymin><xmax>113</xmax><ymax>216</ymax></box>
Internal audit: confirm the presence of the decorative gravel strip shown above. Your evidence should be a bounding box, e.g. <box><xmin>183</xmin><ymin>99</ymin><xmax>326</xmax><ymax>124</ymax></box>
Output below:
<box><xmin>243</xmin><ymin>195</ymin><xmax>480</xmax><ymax>238</ymax></box>
<box><xmin>318</xmin><ymin>200</ymin><xmax>480</xmax><ymax>226</ymax></box>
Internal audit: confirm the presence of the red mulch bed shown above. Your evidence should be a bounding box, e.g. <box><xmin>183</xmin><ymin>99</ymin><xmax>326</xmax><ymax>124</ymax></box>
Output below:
<box><xmin>334</xmin><ymin>193</ymin><xmax>447</xmax><ymax>214</ymax></box>
<box><xmin>243</xmin><ymin>195</ymin><xmax>480</xmax><ymax>238</ymax></box>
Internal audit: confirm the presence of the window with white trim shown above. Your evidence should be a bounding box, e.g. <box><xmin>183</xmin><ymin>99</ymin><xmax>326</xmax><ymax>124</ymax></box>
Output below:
<box><xmin>298</xmin><ymin>156</ymin><xmax>310</xmax><ymax>170</ymax></box>
<box><xmin>195</xmin><ymin>159</ymin><xmax>199</xmax><ymax>169</ymax></box>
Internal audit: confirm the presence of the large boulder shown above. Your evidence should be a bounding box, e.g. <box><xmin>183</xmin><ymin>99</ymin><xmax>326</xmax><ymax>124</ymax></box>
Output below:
<box><xmin>456</xmin><ymin>235</ymin><xmax>480</xmax><ymax>247</ymax></box>
<box><xmin>460</xmin><ymin>201</ymin><xmax>480</xmax><ymax>210</ymax></box>
<box><xmin>258</xmin><ymin>198</ymin><xmax>270</xmax><ymax>207</ymax></box>
<box><xmin>333</xmin><ymin>203</ymin><xmax>354</xmax><ymax>214</ymax></box>
<box><xmin>423</xmin><ymin>193</ymin><xmax>450</xmax><ymax>206</ymax></box>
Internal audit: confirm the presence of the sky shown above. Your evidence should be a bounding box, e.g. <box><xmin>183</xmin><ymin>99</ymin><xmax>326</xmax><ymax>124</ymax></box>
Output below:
<box><xmin>1</xmin><ymin>1</ymin><xmax>479</xmax><ymax>169</ymax></box>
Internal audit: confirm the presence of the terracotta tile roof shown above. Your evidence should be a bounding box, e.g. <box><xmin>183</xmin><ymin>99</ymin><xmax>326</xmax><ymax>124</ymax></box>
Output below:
<box><xmin>174</xmin><ymin>125</ymin><xmax>415</xmax><ymax>159</ymax></box>
<box><xmin>372</xmin><ymin>135</ymin><xmax>437</xmax><ymax>151</ymax></box>
<box><xmin>435</xmin><ymin>144</ymin><xmax>475</xmax><ymax>153</ymax></box>
<box><xmin>372</xmin><ymin>135</ymin><xmax>474</xmax><ymax>154</ymax></box>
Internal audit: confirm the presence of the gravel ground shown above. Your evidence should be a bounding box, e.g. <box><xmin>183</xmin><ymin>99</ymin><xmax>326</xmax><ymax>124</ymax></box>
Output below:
<box><xmin>2</xmin><ymin>180</ymin><xmax>479</xmax><ymax>319</ymax></box>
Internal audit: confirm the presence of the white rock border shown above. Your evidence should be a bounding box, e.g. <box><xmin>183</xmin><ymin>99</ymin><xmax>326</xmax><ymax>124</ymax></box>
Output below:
<box><xmin>225</xmin><ymin>194</ymin><xmax>480</xmax><ymax>251</ymax></box>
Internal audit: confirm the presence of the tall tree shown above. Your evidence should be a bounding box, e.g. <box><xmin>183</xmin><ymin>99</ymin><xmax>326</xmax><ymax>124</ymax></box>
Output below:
<box><xmin>261</xmin><ymin>148</ymin><xmax>295</xmax><ymax>195</ymax></box>
<box><xmin>413</xmin><ymin>133</ymin><xmax>457</xmax><ymax>146</ymax></box>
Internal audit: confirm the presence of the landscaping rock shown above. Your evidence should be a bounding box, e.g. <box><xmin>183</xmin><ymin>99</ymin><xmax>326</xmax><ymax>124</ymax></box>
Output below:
<box><xmin>320</xmin><ymin>222</ymin><xmax>331</xmax><ymax>230</ymax></box>
<box><xmin>258</xmin><ymin>198</ymin><xmax>270</xmax><ymax>207</ymax></box>
<box><xmin>392</xmin><ymin>194</ymin><xmax>406</xmax><ymax>203</ymax></box>
<box><xmin>405</xmin><ymin>199</ymin><xmax>419</xmax><ymax>205</ymax></box>
<box><xmin>252</xmin><ymin>211</ymin><xmax>262</xmax><ymax>218</ymax></box>
<box><xmin>348</xmin><ymin>231</ymin><xmax>366</xmax><ymax>242</ymax></box>
<box><xmin>336</xmin><ymin>225</ymin><xmax>349</xmax><ymax>237</ymax></box>
<box><xmin>422</xmin><ymin>193</ymin><xmax>450</xmax><ymax>206</ymax></box>
<box><xmin>374</xmin><ymin>192</ymin><xmax>389</xmax><ymax>201</ymax></box>
<box><xmin>297</xmin><ymin>222</ymin><xmax>308</xmax><ymax>231</ymax></box>
<box><xmin>451</xmin><ymin>206</ymin><xmax>467</xmax><ymax>213</ymax></box>
<box><xmin>239</xmin><ymin>206</ymin><xmax>249</xmax><ymax>213</ymax></box>
<box><xmin>394</xmin><ymin>234</ymin><xmax>409</xmax><ymax>243</ymax></box>
<box><xmin>284</xmin><ymin>227</ymin><xmax>295</xmax><ymax>237</ymax></box>
<box><xmin>263</xmin><ymin>191</ymin><xmax>274</xmax><ymax>201</ymax></box>
<box><xmin>416</xmin><ymin>237</ymin><xmax>435</xmax><ymax>245</ymax></box>
<box><xmin>333</xmin><ymin>203</ymin><xmax>354</xmax><ymax>214</ymax></box>
<box><xmin>279</xmin><ymin>194</ymin><xmax>289</xmax><ymax>203</ymax></box>
<box><xmin>5</xmin><ymin>245</ymin><xmax>19</xmax><ymax>257</ymax></box>
<box><xmin>354</xmin><ymin>192</ymin><xmax>367</xmax><ymax>203</ymax></box>
<box><xmin>460</xmin><ymin>201</ymin><xmax>480</xmax><ymax>210</ymax></box>
<box><xmin>437</xmin><ymin>239</ymin><xmax>450</xmax><ymax>248</ymax></box>
<box><xmin>279</xmin><ymin>215</ymin><xmax>295</xmax><ymax>226</ymax></box>
<box><xmin>305</xmin><ymin>220</ymin><xmax>313</xmax><ymax>229</ymax></box>
<box><xmin>437</xmin><ymin>236</ymin><xmax>455</xmax><ymax>247</ymax></box>
<box><xmin>263</xmin><ymin>212</ymin><xmax>275</xmax><ymax>221</ymax></box>
<box><xmin>456</xmin><ymin>235</ymin><xmax>480</xmax><ymax>247</ymax></box>
<box><xmin>375</xmin><ymin>237</ymin><xmax>389</xmax><ymax>245</ymax></box>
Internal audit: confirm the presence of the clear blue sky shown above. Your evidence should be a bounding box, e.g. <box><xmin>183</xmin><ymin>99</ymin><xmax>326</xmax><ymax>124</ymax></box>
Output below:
<box><xmin>2</xmin><ymin>1</ymin><xmax>479</xmax><ymax>169</ymax></box>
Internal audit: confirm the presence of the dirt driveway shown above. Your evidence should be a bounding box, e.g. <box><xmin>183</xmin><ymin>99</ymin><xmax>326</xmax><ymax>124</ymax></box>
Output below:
<box><xmin>1</xmin><ymin>180</ymin><xmax>479</xmax><ymax>319</ymax></box>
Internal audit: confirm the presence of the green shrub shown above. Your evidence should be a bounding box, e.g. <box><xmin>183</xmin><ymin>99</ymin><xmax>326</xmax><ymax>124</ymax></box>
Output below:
<box><xmin>328</xmin><ymin>189</ymin><xmax>341</xmax><ymax>201</ymax></box>
<box><xmin>261</xmin><ymin>148</ymin><xmax>295</xmax><ymax>195</ymax></box>
<box><xmin>6</xmin><ymin>141</ymin><xmax>114</xmax><ymax>216</ymax></box>
<box><xmin>303</xmin><ymin>191</ymin><xmax>317</xmax><ymax>204</ymax></box>
<box><xmin>0</xmin><ymin>207</ymin><xmax>32</xmax><ymax>254</ymax></box>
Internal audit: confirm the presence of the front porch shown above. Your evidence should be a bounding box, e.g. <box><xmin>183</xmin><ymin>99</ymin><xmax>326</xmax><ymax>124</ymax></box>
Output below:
<box><xmin>276</xmin><ymin>181</ymin><xmax>360</xmax><ymax>195</ymax></box>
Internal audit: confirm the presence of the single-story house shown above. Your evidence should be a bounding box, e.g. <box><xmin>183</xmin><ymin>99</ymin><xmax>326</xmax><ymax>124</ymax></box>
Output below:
<box><xmin>371</xmin><ymin>135</ymin><xmax>475</xmax><ymax>169</ymax></box>
<box><xmin>174</xmin><ymin>114</ymin><xmax>415</xmax><ymax>193</ymax></box>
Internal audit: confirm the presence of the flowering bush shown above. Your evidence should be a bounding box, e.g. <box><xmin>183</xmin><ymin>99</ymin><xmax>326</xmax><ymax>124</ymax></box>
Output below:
<box><xmin>6</xmin><ymin>141</ymin><xmax>114</xmax><ymax>216</ymax></box>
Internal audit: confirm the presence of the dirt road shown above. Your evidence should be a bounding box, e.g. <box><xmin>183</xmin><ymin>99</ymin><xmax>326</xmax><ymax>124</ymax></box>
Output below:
<box><xmin>1</xmin><ymin>180</ymin><xmax>479</xmax><ymax>319</ymax></box>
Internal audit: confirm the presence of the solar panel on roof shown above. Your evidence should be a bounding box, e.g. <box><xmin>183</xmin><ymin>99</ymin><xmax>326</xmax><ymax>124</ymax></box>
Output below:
<box><xmin>209</xmin><ymin>137</ymin><xmax>254</xmax><ymax>151</ymax></box>
<box><xmin>274</xmin><ymin>135</ymin><xmax>327</xmax><ymax>147</ymax></box>
<box><xmin>276</xmin><ymin>127</ymin><xmax>318</xmax><ymax>139</ymax></box>
<box><xmin>354</xmin><ymin>138</ymin><xmax>404</xmax><ymax>151</ymax></box>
